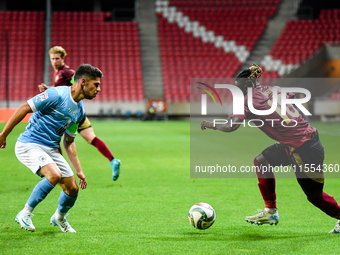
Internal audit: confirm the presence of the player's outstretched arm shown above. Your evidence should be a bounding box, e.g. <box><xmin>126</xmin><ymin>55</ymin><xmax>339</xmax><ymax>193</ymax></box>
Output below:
<box><xmin>63</xmin><ymin>133</ymin><xmax>87</xmax><ymax>189</ymax></box>
<box><xmin>201</xmin><ymin>116</ymin><xmax>242</xmax><ymax>133</ymax></box>
<box><xmin>0</xmin><ymin>103</ymin><xmax>32</xmax><ymax>149</ymax></box>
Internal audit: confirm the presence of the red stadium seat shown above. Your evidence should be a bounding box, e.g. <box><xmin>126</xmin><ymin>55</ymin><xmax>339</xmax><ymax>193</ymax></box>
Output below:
<box><xmin>0</xmin><ymin>11</ymin><xmax>45</xmax><ymax>100</ymax></box>
<box><xmin>158</xmin><ymin>0</ymin><xmax>280</xmax><ymax>102</ymax></box>
<box><xmin>51</xmin><ymin>12</ymin><xmax>144</xmax><ymax>102</ymax></box>
<box><xmin>269</xmin><ymin>10</ymin><xmax>340</xmax><ymax>68</ymax></box>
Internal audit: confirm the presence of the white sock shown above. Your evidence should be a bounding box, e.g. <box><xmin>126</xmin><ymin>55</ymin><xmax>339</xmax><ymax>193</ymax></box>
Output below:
<box><xmin>265</xmin><ymin>208</ymin><xmax>277</xmax><ymax>214</ymax></box>
<box><xmin>22</xmin><ymin>203</ymin><xmax>34</xmax><ymax>214</ymax></box>
<box><xmin>55</xmin><ymin>210</ymin><xmax>66</xmax><ymax>220</ymax></box>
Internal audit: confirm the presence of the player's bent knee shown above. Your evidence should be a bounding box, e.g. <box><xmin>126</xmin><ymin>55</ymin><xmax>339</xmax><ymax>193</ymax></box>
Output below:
<box><xmin>66</xmin><ymin>184</ymin><xmax>79</xmax><ymax>197</ymax></box>
<box><xmin>48</xmin><ymin>172</ymin><xmax>62</xmax><ymax>185</ymax></box>
<box><xmin>39</xmin><ymin>166</ymin><xmax>62</xmax><ymax>185</ymax></box>
<box><xmin>304</xmin><ymin>189</ymin><xmax>323</xmax><ymax>199</ymax></box>
<box><xmin>297</xmin><ymin>178</ymin><xmax>324</xmax><ymax>199</ymax></box>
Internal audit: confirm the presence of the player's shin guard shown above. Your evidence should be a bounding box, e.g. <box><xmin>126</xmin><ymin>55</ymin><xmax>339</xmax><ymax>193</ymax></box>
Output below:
<box><xmin>27</xmin><ymin>178</ymin><xmax>55</xmax><ymax>209</ymax></box>
<box><xmin>308</xmin><ymin>192</ymin><xmax>340</xmax><ymax>219</ymax></box>
<box><xmin>57</xmin><ymin>190</ymin><xmax>78</xmax><ymax>215</ymax></box>
<box><xmin>254</xmin><ymin>158</ymin><xmax>277</xmax><ymax>209</ymax></box>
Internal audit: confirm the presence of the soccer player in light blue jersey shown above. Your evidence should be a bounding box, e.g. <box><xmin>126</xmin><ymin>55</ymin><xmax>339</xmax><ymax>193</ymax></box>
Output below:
<box><xmin>39</xmin><ymin>46</ymin><xmax>121</xmax><ymax>181</ymax></box>
<box><xmin>0</xmin><ymin>64</ymin><xmax>102</xmax><ymax>233</ymax></box>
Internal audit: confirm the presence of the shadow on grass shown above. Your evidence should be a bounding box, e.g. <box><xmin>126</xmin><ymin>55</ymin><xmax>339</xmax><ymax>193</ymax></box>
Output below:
<box><xmin>0</xmin><ymin>229</ymin><xmax>57</xmax><ymax>239</ymax></box>
<box><xmin>150</xmin><ymin>229</ymin><xmax>332</xmax><ymax>242</ymax></box>
<box><xmin>42</xmin><ymin>231</ymin><xmax>57</xmax><ymax>236</ymax></box>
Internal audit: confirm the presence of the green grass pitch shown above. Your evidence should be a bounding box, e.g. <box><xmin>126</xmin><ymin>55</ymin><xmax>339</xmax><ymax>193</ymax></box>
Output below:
<box><xmin>0</xmin><ymin>121</ymin><xmax>340</xmax><ymax>254</ymax></box>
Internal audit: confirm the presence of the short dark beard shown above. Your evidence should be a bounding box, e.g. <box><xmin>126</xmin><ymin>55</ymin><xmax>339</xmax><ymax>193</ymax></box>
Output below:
<box><xmin>83</xmin><ymin>83</ymin><xmax>96</xmax><ymax>100</ymax></box>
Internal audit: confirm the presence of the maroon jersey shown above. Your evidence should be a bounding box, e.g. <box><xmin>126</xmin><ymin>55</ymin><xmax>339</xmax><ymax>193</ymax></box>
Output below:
<box><xmin>53</xmin><ymin>64</ymin><xmax>75</xmax><ymax>87</ymax></box>
<box><xmin>231</xmin><ymin>86</ymin><xmax>316</xmax><ymax>150</ymax></box>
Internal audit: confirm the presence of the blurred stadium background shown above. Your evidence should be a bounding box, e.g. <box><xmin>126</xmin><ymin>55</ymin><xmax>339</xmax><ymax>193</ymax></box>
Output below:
<box><xmin>1</xmin><ymin>2</ymin><xmax>340</xmax><ymax>253</ymax></box>
<box><xmin>0</xmin><ymin>0</ymin><xmax>340</xmax><ymax>120</ymax></box>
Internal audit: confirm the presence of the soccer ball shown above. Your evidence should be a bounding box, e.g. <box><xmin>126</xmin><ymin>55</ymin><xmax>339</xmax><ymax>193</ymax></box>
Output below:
<box><xmin>188</xmin><ymin>203</ymin><xmax>216</xmax><ymax>230</ymax></box>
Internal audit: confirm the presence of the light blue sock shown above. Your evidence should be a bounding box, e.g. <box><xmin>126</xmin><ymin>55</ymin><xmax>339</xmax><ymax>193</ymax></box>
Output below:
<box><xmin>27</xmin><ymin>178</ymin><xmax>55</xmax><ymax>209</ymax></box>
<box><xmin>57</xmin><ymin>190</ymin><xmax>77</xmax><ymax>214</ymax></box>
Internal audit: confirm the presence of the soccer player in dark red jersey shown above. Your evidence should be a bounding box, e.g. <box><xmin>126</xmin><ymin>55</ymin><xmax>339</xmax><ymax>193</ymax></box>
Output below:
<box><xmin>201</xmin><ymin>63</ymin><xmax>340</xmax><ymax>233</ymax></box>
<box><xmin>38</xmin><ymin>46</ymin><xmax>121</xmax><ymax>181</ymax></box>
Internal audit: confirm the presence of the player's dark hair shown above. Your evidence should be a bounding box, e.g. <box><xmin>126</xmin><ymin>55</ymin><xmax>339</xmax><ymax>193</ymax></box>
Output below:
<box><xmin>235</xmin><ymin>63</ymin><xmax>262</xmax><ymax>89</ymax></box>
<box><xmin>74</xmin><ymin>64</ymin><xmax>103</xmax><ymax>82</ymax></box>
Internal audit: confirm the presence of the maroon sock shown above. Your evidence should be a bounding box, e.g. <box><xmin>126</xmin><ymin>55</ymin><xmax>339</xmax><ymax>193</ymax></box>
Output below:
<box><xmin>308</xmin><ymin>192</ymin><xmax>340</xmax><ymax>219</ymax></box>
<box><xmin>91</xmin><ymin>137</ymin><xmax>114</xmax><ymax>162</ymax></box>
<box><xmin>58</xmin><ymin>146</ymin><xmax>62</xmax><ymax>155</ymax></box>
<box><xmin>254</xmin><ymin>158</ymin><xmax>276</xmax><ymax>209</ymax></box>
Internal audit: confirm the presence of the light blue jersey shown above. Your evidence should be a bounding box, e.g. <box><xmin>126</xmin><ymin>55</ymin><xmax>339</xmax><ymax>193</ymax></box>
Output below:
<box><xmin>18</xmin><ymin>86</ymin><xmax>85</xmax><ymax>148</ymax></box>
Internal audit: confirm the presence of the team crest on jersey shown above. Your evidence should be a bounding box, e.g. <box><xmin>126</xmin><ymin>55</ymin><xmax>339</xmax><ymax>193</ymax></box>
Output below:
<box><xmin>55</xmin><ymin>75</ymin><xmax>59</xmax><ymax>82</ymax></box>
<box><xmin>38</xmin><ymin>155</ymin><xmax>46</xmax><ymax>162</ymax></box>
<box><xmin>38</xmin><ymin>92</ymin><xmax>49</xmax><ymax>101</ymax></box>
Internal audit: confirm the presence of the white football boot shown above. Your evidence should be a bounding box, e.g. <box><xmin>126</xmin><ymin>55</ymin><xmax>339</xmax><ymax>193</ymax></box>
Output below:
<box><xmin>15</xmin><ymin>211</ymin><xmax>35</xmax><ymax>232</ymax></box>
<box><xmin>50</xmin><ymin>214</ymin><xmax>76</xmax><ymax>233</ymax></box>
<box><xmin>245</xmin><ymin>209</ymin><xmax>279</xmax><ymax>225</ymax></box>
<box><xmin>329</xmin><ymin>220</ymin><xmax>340</xmax><ymax>233</ymax></box>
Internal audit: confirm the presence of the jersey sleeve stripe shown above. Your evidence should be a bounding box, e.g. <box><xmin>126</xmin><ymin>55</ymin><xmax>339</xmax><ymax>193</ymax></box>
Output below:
<box><xmin>27</xmin><ymin>99</ymin><xmax>37</xmax><ymax>112</ymax></box>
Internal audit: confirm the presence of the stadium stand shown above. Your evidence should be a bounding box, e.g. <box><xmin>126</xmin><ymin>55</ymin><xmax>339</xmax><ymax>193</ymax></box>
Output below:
<box><xmin>159</xmin><ymin>20</ymin><xmax>241</xmax><ymax>102</ymax></box>
<box><xmin>52</xmin><ymin>11</ymin><xmax>144</xmax><ymax>102</ymax></box>
<box><xmin>156</xmin><ymin>0</ymin><xmax>280</xmax><ymax>102</ymax></box>
<box><xmin>0</xmin><ymin>11</ymin><xmax>45</xmax><ymax>101</ymax></box>
<box><xmin>261</xmin><ymin>9</ymin><xmax>340</xmax><ymax>77</ymax></box>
